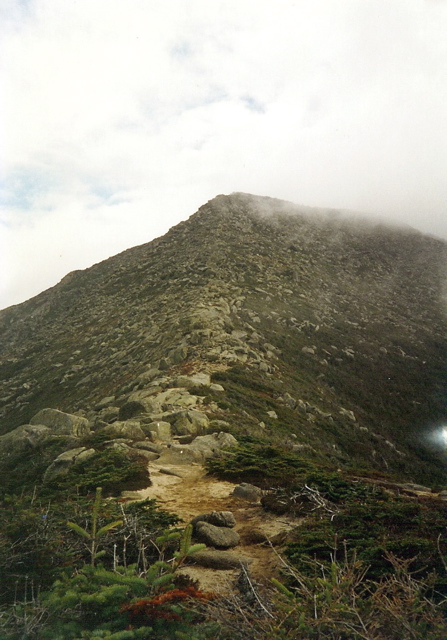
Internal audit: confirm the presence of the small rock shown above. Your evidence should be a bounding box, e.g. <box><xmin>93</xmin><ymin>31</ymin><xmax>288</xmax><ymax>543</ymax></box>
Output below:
<box><xmin>94</xmin><ymin>396</ymin><xmax>116</xmax><ymax>411</ymax></box>
<box><xmin>209</xmin><ymin>383</ymin><xmax>225</xmax><ymax>392</ymax></box>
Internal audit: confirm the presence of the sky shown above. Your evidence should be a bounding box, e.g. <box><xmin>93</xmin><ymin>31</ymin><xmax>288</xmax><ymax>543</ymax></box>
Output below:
<box><xmin>1</xmin><ymin>0</ymin><xmax>447</xmax><ymax>310</ymax></box>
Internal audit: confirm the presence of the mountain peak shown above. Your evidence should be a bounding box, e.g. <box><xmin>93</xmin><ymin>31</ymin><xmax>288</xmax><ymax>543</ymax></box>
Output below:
<box><xmin>0</xmin><ymin>193</ymin><xmax>446</xmax><ymax>482</ymax></box>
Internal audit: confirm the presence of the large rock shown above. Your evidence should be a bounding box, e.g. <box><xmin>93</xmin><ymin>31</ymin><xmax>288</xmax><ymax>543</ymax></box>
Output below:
<box><xmin>30</xmin><ymin>408</ymin><xmax>90</xmax><ymax>437</ymax></box>
<box><xmin>119</xmin><ymin>388</ymin><xmax>199</xmax><ymax>420</ymax></box>
<box><xmin>191</xmin><ymin>511</ymin><xmax>236</xmax><ymax>528</ymax></box>
<box><xmin>0</xmin><ymin>424</ymin><xmax>51</xmax><ymax>457</ymax></box>
<box><xmin>172</xmin><ymin>409</ymin><xmax>210</xmax><ymax>436</ymax></box>
<box><xmin>156</xmin><ymin>444</ymin><xmax>204</xmax><ymax>465</ymax></box>
<box><xmin>173</xmin><ymin>373</ymin><xmax>211</xmax><ymax>388</ymax></box>
<box><xmin>188</xmin><ymin>550</ymin><xmax>251</xmax><ymax>570</ymax></box>
<box><xmin>232</xmin><ymin>483</ymin><xmax>263</xmax><ymax>502</ymax></box>
<box><xmin>43</xmin><ymin>447</ymin><xmax>96</xmax><ymax>482</ymax></box>
<box><xmin>189</xmin><ymin>432</ymin><xmax>238</xmax><ymax>458</ymax></box>
<box><xmin>194</xmin><ymin>522</ymin><xmax>240</xmax><ymax>549</ymax></box>
<box><xmin>146</xmin><ymin>421</ymin><xmax>172</xmax><ymax>441</ymax></box>
<box><xmin>133</xmin><ymin>441</ymin><xmax>165</xmax><ymax>453</ymax></box>
<box><xmin>99</xmin><ymin>421</ymin><xmax>146</xmax><ymax>440</ymax></box>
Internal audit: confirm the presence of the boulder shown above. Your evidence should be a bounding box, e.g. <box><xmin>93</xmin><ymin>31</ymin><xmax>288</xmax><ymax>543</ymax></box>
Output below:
<box><xmin>130</xmin><ymin>449</ymin><xmax>160</xmax><ymax>461</ymax></box>
<box><xmin>133</xmin><ymin>441</ymin><xmax>165</xmax><ymax>453</ymax></box>
<box><xmin>156</xmin><ymin>445</ymin><xmax>204</xmax><ymax>465</ymax></box>
<box><xmin>146</xmin><ymin>421</ymin><xmax>171</xmax><ymax>441</ymax></box>
<box><xmin>119</xmin><ymin>400</ymin><xmax>148</xmax><ymax>420</ymax></box>
<box><xmin>172</xmin><ymin>410</ymin><xmax>210</xmax><ymax>436</ymax></box>
<box><xmin>189</xmin><ymin>432</ymin><xmax>238</xmax><ymax>458</ymax></box>
<box><xmin>191</xmin><ymin>511</ymin><xmax>236</xmax><ymax>528</ymax></box>
<box><xmin>30</xmin><ymin>408</ymin><xmax>90</xmax><ymax>437</ymax></box>
<box><xmin>43</xmin><ymin>447</ymin><xmax>96</xmax><ymax>482</ymax></box>
<box><xmin>281</xmin><ymin>393</ymin><xmax>297</xmax><ymax>410</ymax></box>
<box><xmin>96</xmin><ymin>406</ymin><xmax>120</xmax><ymax>423</ymax></box>
<box><xmin>194</xmin><ymin>522</ymin><xmax>240</xmax><ymax>549</ymax></box>
<box><xmin>173</xmin><ymin>373</ymin><xmax>211</xmax><ymax>388</ymax></box>
<box><xmin>232</xmin><ymin>483</ymin><xmax>262</xmax><ymax>502</ymax></box>
<box><xmin>0</xmin><ymin>424</ymin><xmax>51</xmax><ymax>457</ymax></box>
<box><xmin>99</xmin><ymin>421</ymin><xmax>146</xmax><ymax>440</ymax></box>
<box><xmin>209</xmin><ymin>383</ymin><xmax>225</xmax><ymax>392</ymax></box>
<box><xmin>188</xmin><ymin>550</ymin><xmax>251</xmax><ymax>570</ymax></box>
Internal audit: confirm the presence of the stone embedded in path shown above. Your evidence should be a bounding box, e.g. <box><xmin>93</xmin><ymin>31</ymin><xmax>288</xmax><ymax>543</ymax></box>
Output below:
<box><xmin>191</xmin><ymin>511</ymin><xmax>236</xmax><ymax>528</ymax></box>
<box><xmin>189</xmin><ymin>550</ymin><xmax>251</xmax><ymax>570</ymax></box>
<box><xmin>232</xmin><ymin>483</ymin><xmax>263</xmax><ymax>502</ymax></box>
<box><xmin>194</xmin><ymin>522</ymin><xmax>240</xmax><ymax>548</ymax></box>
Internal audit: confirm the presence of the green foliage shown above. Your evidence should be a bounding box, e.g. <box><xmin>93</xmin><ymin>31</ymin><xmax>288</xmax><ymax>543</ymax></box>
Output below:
<box><xmin>0</xmin><ymin>489</ymin><xmax>179</xmax><ymax>606</ymax></box>
<box><xmin>285</xmin><ymin>490</ymin><xmax>447</xmax><ymax>595</ymax></box>
<box><xmin>206</xmin><ymin>436</ymin><xmax>322</xmax><ymax>488</ymax></box>
<box><xmin>0</xmin><ymin>436</ymin><xmax>74</xmax><ymax>497</ymax></box>
<box><xmin>0</xmin><ymin>514</ymin><xmax>215</xmax><ymax>640</ymax></box>
<box><xmin>47</xmin><ymin>449</ymin><xmax>150</xmax><ymax>496</ymax></box>
<box><xmin>67</xmin><ymin>487</ymin><xmax>123</xmax><ymax>566</ymax></box>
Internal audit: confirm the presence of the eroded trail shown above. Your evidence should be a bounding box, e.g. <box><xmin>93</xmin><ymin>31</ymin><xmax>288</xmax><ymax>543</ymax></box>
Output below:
<box><xmin>127</xmin><ymin>463</ymin><xmax>300</xmax><ymax>594</ymax></box>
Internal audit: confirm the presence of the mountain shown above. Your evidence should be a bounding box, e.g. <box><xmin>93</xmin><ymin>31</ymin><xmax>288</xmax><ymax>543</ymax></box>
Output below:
<box><xmin>1</xmin><ymin>192</ymin><xmax>446</xmax><ymax>483</ymax></box>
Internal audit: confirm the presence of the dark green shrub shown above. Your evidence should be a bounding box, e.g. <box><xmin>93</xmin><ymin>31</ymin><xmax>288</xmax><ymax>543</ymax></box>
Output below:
<box><xmin>47</xmin><ymin>449</ymin><xmax>150</xmax><ymax>496</ymax></box>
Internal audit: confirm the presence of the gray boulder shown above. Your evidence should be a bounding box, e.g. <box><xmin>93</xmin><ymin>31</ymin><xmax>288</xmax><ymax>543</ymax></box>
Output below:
<box><xmin>156</xmin><ymin>444</ymin><xmax>204</xmax><ymax>465</ymax></box>
<box><xmin>188</xmin><ymin>550</ymin><xmax>251</xmax><ymax>570</ymax></box>
<box><xmin>146</xmin><ymin>421</ymin><xmax>172</xmax><ymax>441</ymax></box>
<box><xmin>172</xmin><ymin>409</ymin><xmax>209</xmax><ymax>436</ymax></box>
<box><xmin>194</xmin><ymin>522</ymin><xmax>240</xmax><ymax>549</ymax></box>
<box><xmin>30</xmin><ymin>408</ymin><xmax>90</xmax><ymax>437</ymax></box>
<box><xmin>232</xmin><ymin>483</ymin><xmax>262</xmax><ymax>502</ymax></box>
<box><xmin>99</xmin><ymin>421</ymin><xmax>146</xmax><ymax>440</ymax></box>
<box><xmin>191</xmin><ymin>511</ymin><xmax>236</xmax><ymax>528</ymax></box>
<box><xmin>189</xmin><ymin>432</ymin><xmax>238</xmax><ymax>458</ymax></box>
<box><xmin>0</xmin><ymin>424</ymin><xmax>51</xmax><ymax>457</ymax></box>
<box><xmin>173</xmin><ymin>373</ymin><xmax>211</xmax><ymax>388</ymax></box>
<box><xmin>43</xmin><ymin>447</ymin><xmax>96</xmax><ymax>482</ymax></box>
<box><xmin>133</xmin><ymin>441</ymin><xmax>165</xmax><ymax>453</ymax></box>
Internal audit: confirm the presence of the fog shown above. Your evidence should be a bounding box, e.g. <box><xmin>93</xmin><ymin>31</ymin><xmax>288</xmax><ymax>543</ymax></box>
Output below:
<box><xmin>1</xmin><ymin>1</ymin><xmax>447</xmax><ymax>310</ymax></box>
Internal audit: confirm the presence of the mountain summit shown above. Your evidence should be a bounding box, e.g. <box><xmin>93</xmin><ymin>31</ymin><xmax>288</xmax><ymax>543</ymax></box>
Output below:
<box><xmin>1</xmin><ymin>192</ymin><xmax>446</xmax><ymax>482</ymax></box>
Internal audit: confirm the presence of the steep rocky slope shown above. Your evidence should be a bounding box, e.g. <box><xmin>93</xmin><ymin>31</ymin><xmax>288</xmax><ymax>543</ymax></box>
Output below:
<box><xmin>1</xmin><ymin>192</ymin><xmax>446</xmax><ymax>482</ymax></box>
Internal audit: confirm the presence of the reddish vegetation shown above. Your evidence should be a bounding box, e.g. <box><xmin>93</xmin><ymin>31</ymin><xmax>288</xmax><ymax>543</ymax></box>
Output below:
<box><xmin>121</xmin><ymin>586</ymin><xmax>216</xmax><ymax>622</ymax></box>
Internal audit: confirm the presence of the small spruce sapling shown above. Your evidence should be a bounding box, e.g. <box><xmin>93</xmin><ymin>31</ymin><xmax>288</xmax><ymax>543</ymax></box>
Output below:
<box><xmin>67</xmin><ymin>486</ymin><xmax>123</xmax><ymax>566</ymax></box>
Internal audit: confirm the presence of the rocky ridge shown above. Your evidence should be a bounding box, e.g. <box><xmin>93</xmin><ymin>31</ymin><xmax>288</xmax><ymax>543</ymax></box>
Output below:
<box><xmin>0</xmin><ymin>192</ymin><xmax>446</xmax><ymax>483</ymax></box>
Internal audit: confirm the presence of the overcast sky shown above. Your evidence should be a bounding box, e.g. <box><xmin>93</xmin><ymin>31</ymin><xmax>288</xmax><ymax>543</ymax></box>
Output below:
<box><xmin>1</xmin><ymin>0</ymin><xmax>447</xmax><ymax>310</ymax></box>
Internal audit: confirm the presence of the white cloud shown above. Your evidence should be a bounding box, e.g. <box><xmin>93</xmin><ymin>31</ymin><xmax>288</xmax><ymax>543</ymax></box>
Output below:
<box><xmin>1</xmin><ymin>0</ymin><xmax>447</xmax><ymax>309</ymax></box>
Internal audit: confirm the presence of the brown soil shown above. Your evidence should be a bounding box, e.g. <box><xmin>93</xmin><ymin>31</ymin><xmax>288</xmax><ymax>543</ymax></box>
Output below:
<box><xmin>125</xmin><ymin>462</ymin><xmax>302</xmax><ymax>594</ymax></box>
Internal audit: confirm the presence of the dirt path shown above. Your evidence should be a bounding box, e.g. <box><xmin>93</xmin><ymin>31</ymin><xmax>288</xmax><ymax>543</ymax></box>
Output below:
<box><xmin>125</xmin><ymin>462</ymin><xmax>301</xmax><ymax>594</ymax></box>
